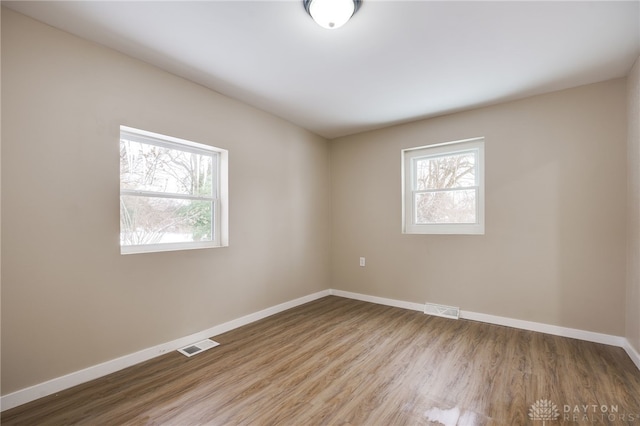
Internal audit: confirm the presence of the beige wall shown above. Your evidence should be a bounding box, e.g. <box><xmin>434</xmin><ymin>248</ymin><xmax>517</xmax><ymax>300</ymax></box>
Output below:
<box><xmin>1</xmin><ymin>9</ymin><xmax>331</xmax><ymax>395</ymax></box>
<box><xmin>628</xmin><ymin>56</ymin><xmax>640</xmax><ymax>353</ymax></box>
<box><xmin>331</xmin><ymin>79</ymin><xmax>628</xmax><ymax>336</ymax></box>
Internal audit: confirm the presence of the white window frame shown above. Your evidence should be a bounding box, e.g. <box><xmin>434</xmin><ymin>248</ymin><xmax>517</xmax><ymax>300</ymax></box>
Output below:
<box><xmin>402</xmin><ymin>137</ymin><xmax>485</xmax><ymax>235</ymax></box>
<box><xmin>120</xmin><ymin>126</ymin><xmax>229</xmax><ymax>254</ymax></box>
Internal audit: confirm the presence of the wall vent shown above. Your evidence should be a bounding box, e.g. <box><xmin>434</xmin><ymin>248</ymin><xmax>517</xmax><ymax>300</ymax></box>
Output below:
<box><xmin>177</xmin><ymin>339</ymin><xmax>220</xmax><ymax>357</ymax></box>
<box><xmin>424</xmin><ymin>303</ymin><xmax>460</xmax><ymax>320</ymax></box>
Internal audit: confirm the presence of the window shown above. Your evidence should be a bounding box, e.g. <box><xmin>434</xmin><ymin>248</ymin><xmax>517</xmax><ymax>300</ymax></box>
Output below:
<box><xmin>402</xmin><ymin>137</ymin><xmax>484</xmax><ymax>235</ymax></box>
<box><xmin>119</xmin><ymin>126</ymin><xmax>228</xmax><ymax>254</ymax></box>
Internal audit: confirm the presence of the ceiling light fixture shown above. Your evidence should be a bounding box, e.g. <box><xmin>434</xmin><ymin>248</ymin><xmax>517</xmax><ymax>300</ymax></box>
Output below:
<box><xmin>303</xmin><ymin>0</ymin><xmax>362</xmax><ymax>30</ymax></box>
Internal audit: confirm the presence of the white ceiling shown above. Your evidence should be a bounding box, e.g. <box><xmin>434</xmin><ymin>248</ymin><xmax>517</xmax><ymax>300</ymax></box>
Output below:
<box><xmin>5</xmin><ymin>1</ymin><xmax>640</xmax><ymax>139</ymax></box>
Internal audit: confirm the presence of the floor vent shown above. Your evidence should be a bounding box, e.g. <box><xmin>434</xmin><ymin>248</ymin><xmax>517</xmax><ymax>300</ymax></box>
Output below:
<box><xmin>177</xmin><ymin>339</ymin><xmax>220</xmax><ymax>357</ymax></box>
<box><xmin>424</xmin><ymin>303</ymin><xmax>460</xmax><ymax>320</ymax></box>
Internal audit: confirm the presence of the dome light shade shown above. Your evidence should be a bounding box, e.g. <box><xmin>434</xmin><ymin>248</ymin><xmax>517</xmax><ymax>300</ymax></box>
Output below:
<box><xmin>303</xmin><ymin>0</ymin><xmax>362</xmax><ymax>29</ymax></box>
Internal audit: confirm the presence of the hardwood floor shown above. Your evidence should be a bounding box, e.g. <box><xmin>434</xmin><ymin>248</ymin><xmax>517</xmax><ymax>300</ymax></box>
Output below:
<box><xmin>3</xmin><ymin>296</ymin><xmax>640</xmax><ymax>425</ymax></box>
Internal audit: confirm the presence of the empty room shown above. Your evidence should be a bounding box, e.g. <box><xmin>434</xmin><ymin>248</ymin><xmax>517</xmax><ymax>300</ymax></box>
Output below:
<box><xmin>1</xmin><ymin>1</ymin><xmax>640</xmax><ymax>425</ymax></box>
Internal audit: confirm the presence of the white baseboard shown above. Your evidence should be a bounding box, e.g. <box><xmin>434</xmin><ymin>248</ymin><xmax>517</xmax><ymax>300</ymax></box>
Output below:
<box><xmin>330</xmin><ymin>289</ymin><xmax>639</xmax><ymax>369</ymax></box>
<box><xmin>459</xmin><ymin>310</ymin><xmax>626</xmax><ymax>347</ymax></box>
<box><xmin>330</xmin><ymin>289</ymin><xmax>425</xmax><ymax>312</ymax></box>
<box><xmin>2</xmin><ymin>288</ymin><xmax>637</xmax><ymax>412</ymax></box>
<box><xmin>0</xmin><ymin>289</ymin><xmax>330</xmax><ymax>412</ymax></box>
<box><xmin>623</xmin><ymin>340</ymin><xmax>640</xmax><ymax>371</ymax></box>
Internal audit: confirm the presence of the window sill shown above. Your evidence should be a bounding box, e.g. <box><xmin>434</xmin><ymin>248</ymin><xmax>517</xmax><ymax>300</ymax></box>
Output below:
<box><xmin>120</xmin><ymin>241</ymin><xmax>228</xmax><ymax>255</ymax></box>
<box><xmin>403</xmin><ymin>224</ymin><xmax>485</xmax><ymax>235</ymax></box>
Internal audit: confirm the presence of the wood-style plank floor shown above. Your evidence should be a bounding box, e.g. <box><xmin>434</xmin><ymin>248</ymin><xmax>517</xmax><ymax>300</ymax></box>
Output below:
<box><xmin>3</xmin><ymin>296</ymin><xmax>640</xmax><ymax>425</ymax></box>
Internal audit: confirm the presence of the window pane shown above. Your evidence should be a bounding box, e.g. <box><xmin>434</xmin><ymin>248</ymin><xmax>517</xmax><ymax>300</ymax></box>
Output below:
<box><xmin>415</xmin><ymin>152</ymin><xmax>476</xmax><ymax>190</ymax></box>
<box><xmin>120</xmin><ymin>139</ymin><xmax>215</xmax><ymax>197</ymax></box>
<box><xmin>120</xmin><ymin>196</ymin><xmax>213</xmax><ymax>246</ymax></box>
<box><xmin>415</xmin><ymin>190</ymin><xmax>476</xmax><ymax>224</ymax></box>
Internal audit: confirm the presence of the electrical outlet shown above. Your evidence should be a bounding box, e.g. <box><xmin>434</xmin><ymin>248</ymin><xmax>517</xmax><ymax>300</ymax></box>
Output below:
<box><xmin>359</xmin><ymin>257</ymin><xmax>366</xmax><ymax>267</ymax></box>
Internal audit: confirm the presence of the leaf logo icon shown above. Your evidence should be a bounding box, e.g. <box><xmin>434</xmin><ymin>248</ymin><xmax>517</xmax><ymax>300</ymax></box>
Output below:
<box><xmin>529</xmin><ymin>399</ymin><xmax>560</xmax><ymax>425</ymax></box>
